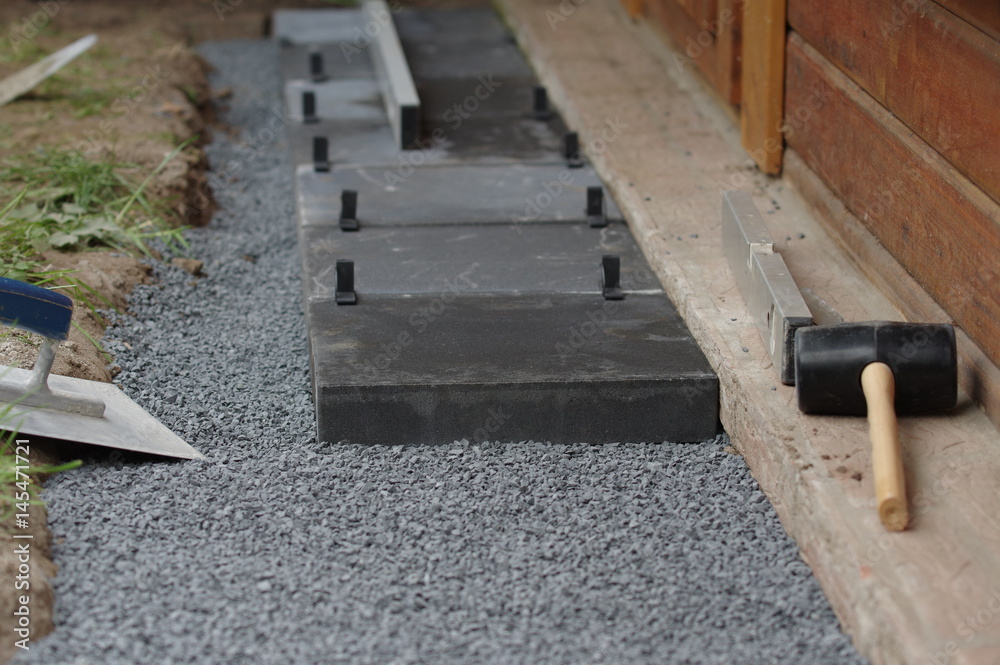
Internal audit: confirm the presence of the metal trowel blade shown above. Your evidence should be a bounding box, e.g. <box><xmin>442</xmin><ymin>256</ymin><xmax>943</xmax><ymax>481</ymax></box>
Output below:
<box><xmin>0</xmin><ymin>366</ymin><xmax>204</xmax><ymax>460</ymax></box>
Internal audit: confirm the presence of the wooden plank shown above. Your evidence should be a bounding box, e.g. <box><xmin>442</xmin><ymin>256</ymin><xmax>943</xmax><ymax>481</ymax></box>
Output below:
<box><xmin>643</xmin><ymin>0</ymin><xmax>724</xmax><ymax>93</ymax></box>
<box><xmin>739</xmin><ymin>0</ymin><xmax>785</xmax><ymax>174</ymax></box>
<box><xmin>714</xmin><ymin>0</ymin><xmax>741</xmax><ymax>104</ymax></box>
<box><xmin>935</xmin><ymin>0</ymin><xmax>1000</xmax><ymax>42</ymax></box>
<box><xmin>788</xmin><ymin>0</ymin><xmax>1000</xmax><ymax>206</ymax></box>
<box><xmin>642</xmin><ymin>0</ymin><xmax>741</xmax><ymax>104</ymax></box>
<box><xmin>496</xmin><ymin>2</ymin><xmax>1000</xmax><ymax>664</ymax></box>
<box><xmin>693</xmin><ymin>0</ymin><xmax>717</xmax><ymax>28</ymax></box>
<box><xmin>622</xmin><ymin>0</ymin><xmax>643</xmax><ymax>19</ymax></box>
<box><xmin>784</xmin><ymin>31</ymin><xmax>1000</xmax><ymax>376</ymax></box>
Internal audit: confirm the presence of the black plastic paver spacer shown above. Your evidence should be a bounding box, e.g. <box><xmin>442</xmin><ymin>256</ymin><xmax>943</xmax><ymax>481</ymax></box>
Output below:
<box><xmin>587</xmin><ymin>187</ymin><xmax>607</xmax><ymax>228</ymax></box>
<box><xmin>309</xmin><ymin>51</ymin><xmax>328</xmax><ymax>83</ymax></box>
<box><xmin>313</xmin><ymin>136</ymin><xmax>330</xmax><ymax>172</ymax></box>
<box><xmin>602</xmin><ymin>255</ymin><xmax>624</xmax><ymax>300</ymax></box>
<box><xmin>336</xmin><ymin>259</ymin><xmax>357</xmax><ymax>305</ymax></box>
<box><xmin>565</xmin><ymin>132</ymin><xmax>584</xmax><ymax>168</ymax></box>
<box><xmin>302</xmin><ymin>91</ymin><xmax>319</xmax><ymax>124</ymax></box>
<box><xmin>340</xmin><ymin>190</ymin><xmax>359</xmax><ymax>231</ymax></box>
<box><xmin>532</xmin><ymin>86</ymin><xmax>552</xmax><ymax>120</ymax></box>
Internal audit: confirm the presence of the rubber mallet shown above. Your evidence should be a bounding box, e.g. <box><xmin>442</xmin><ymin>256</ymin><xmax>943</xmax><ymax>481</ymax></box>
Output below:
<box><xmin>794</xmin><ymin>322</ymin><xmax>957</xmax><ymax>531</ymax></box>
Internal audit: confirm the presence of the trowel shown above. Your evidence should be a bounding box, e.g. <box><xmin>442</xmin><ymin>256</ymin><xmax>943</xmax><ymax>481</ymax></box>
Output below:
<box><xmin>0</xmin><ymin>34</ymin><xmax>97</xmax><ymax>108</ymax></box>
<box><xmin>0</xmin><ymin>277</ymin><xmax>205</xmax><ymax>460</ymax></box>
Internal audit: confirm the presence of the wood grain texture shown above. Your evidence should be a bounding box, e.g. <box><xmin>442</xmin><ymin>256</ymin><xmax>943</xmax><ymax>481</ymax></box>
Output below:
<box><xmin>788</xmin><ymin>0</ymin><xmax>1000</xmax><ymax>206</ymax></box>
<box><xmin>495</xmin><ymin>1</ymin><xmax>1000</xmax><ymax>663</ymax></box>
<box><xmin>714</xmin><ymin>0</ymin><xmax>741</xmax><ymax>104</ymax></box>
<box><xmin>622</xmin><ymin>0</ymin><xmax>644</xmax><ymax>18</ymax></box>
<box><xmin>784</xmin><ymin>32</ymin><xmax>1000</xmax><ymax>374</ymax></box>
<box><xmin>935</xmin><ymin>0</ymin><xmax>1000</xmax><ymax>42</ymax></box>
<box><xmin>739</xmin><ymin>0</ymin><xmax>786</xmax><ymax>174</ymax></box>
<box><xmin>642</xmin><ymin>0</ymin><xmax>741</xmax><ymax>103</ymax></box>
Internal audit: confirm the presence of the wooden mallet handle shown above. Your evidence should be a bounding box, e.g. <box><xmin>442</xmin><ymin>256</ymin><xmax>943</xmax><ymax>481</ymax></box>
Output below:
<box><xmin>861</xmin><ymin>362</ymin><xmax>910</xmax><ymax>531</ymax></box>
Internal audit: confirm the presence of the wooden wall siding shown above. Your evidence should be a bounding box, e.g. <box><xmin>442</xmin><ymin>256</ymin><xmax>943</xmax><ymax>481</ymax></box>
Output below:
<box><xmin>675</xmin><ymin>0</ymin><xmax>718</xmax><ymax>27</ymax></box>
<box><xmin>622</xmin><ymin>0</ymin><xmax>644</xmax><ymax>19</ymax></box>
<box><xmin>642</xmin><ymin>0</ymin><xmax>742</xmax><ymax>104</ymax></box>
<box><xmin>788</xmin><ymin>0</ymin><xmax>1000</xmax><ymax>206</ymax></box>
<box><xmin>935</xmin><ymin>0</ymin><xmax>1000</xmax><ymax>42</ymax></box>
<box><xmin>740</xmin><ymin>0</ymin><xmax>786</xmax><ymax>174</ymax></box>
<box><xmin>785</xmin><ymin>32</ymin><xmax>1000</xmax><ymax>370</ymax></box>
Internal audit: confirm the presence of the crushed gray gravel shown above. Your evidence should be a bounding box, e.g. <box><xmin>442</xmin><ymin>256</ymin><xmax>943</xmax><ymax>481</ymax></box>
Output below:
<box><xmin>15</xmin><ymin>39</ymin><xmax>867</xmax><ymax>665</ymax></box>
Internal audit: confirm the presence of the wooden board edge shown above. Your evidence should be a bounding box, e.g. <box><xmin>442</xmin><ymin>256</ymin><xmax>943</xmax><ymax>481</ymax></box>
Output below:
<box><xmin>787</xmin><ymin>0</ymin><xmax>1000</xmax><ymax>207</ymax></box>
<box><xmin>739</xmin><ymin>0</ymin><xmax>785</xmax><ymax>174</ymax></box>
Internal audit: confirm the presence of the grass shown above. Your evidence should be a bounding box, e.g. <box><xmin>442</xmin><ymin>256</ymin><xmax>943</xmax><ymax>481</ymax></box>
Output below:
<box><xmin>0</xmin><ymin>143</ymin><xmax>190</xmax><ymax>283</ymax></box>
<box><xmin>0</xmin><ymin>433</ymin><xmax>82</xmax><ymax>525</ymax></box>
<box><xmin>0</xmin><ymin>369</ymin><xmax>82</xmax><ymax>526</ymax></box>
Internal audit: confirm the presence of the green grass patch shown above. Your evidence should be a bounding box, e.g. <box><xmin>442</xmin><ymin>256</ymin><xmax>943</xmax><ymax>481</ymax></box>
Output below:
<box><xmin>0</xmin><ymin>414</ymin><xmax>81</xmax><ymax>525</ymax></box>
<box><xmin>0</xmin><ymin>143</ymin><xmax>190</xmax><ymax>283</ymax></box>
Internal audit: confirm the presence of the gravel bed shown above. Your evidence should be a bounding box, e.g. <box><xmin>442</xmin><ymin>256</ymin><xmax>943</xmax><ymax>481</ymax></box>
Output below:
<box><xmin>15</xmin><ymin>39</ymin><xmax>866</xmax><ymax>665</ymax></box>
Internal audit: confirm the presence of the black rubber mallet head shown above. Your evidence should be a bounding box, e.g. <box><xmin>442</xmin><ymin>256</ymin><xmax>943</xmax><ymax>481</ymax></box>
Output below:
<box><xmin>795</xmin><ymin>321</ymin><xmax>957</xmax><ymax>531</ymax></box>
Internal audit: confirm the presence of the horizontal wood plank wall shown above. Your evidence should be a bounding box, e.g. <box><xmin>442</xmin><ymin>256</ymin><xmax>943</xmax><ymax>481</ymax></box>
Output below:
<box><xmin>642</xmin><ymin>0</ymin><xmax>741</xmax><ymax>104</ymax></box>
<box><xmin>788</xmin><ymin>0</ymin><xmax>1000</xmax><ymax>206</ymax></box>
<box><xmin>935</xmin><ymin>0</ymin><xmax>1000</xmax><ymax>42</ymax></box>
<box><xmin>784</xmin><ymin>32</ymin><xmax>1000</xmax><ymax>373</ymax></box>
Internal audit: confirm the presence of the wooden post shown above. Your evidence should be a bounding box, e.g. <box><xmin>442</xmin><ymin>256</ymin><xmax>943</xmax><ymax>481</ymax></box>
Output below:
<box><xmin>740</xmin><ymin>0</ymin><xmax>786</xmax><ymax>174</ymax></box>
<box><xmin>621</xmin><ymin>0</ymin><xmax>644</xmax><ymax>19</ymax></box>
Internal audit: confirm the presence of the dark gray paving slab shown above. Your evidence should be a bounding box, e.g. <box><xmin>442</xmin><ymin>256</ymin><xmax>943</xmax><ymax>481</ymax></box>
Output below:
<box><xmin>288</xmin><ymin>116</ymin><xmax>567</xmax><ymax>168</ymax></box>
<box><xmin>415</xmin><ymin>78</ymin><xmax>561</xmax><ymax>123</ymax></box>
<box><xmin>300</xmin><ymin>223</ymin><xmax>659</xmax><ymax>301</ymax></box>
<box><xmin>295</xmin><ymin>163</ymin><xmax>621</xmax><ymax>226</ymax></box>
<box><xmin>272</xmin><ymin>8</ymin><xmax>364</xmax><ymax>45</ymax></box>
<box><xmin>420</xmin><ymin>113</ymin><xmax>567</xmax><ymax>162</ymax></box>
<box><xmin>308</xmin><ymin>293</ymin><xmax>719</xmax><ymax>445</ymax></box>
<box><xmin>280</xmin><ymin>43</ymin><xmax>376</xmax><ymax>81</ymax></box>
<box><xmin>289</xmin><ymin>119</ymin><xmax>400</xmax><ymax>167</ymax></box>
<box><xmin>400</xmin><ymin>38</ymin><xmax>534</xmax><ymax>81</ymax></box>
<box><xmin>284</xmin><ymin>79</ymin><xmax>386</xmax><ymax>123</ymax></box>
<box><xmin>393</xmin><ymin>9</ymin><xmax>513</xmax><ymax>45</ymax></box>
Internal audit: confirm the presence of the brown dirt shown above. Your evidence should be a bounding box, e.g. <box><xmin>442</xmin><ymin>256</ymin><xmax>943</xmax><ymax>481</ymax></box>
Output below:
<box><xmin>0</xmin><ymin>1</ymin><xmax>333</xmax><ymax>659</ymax></box>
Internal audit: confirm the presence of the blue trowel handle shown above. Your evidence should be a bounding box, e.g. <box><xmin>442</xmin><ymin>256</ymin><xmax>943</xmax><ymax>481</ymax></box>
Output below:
<box><xmin>0</xmin><ymin>277</ymin><xmax>73</xmax><ymax>341</ymax></box>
